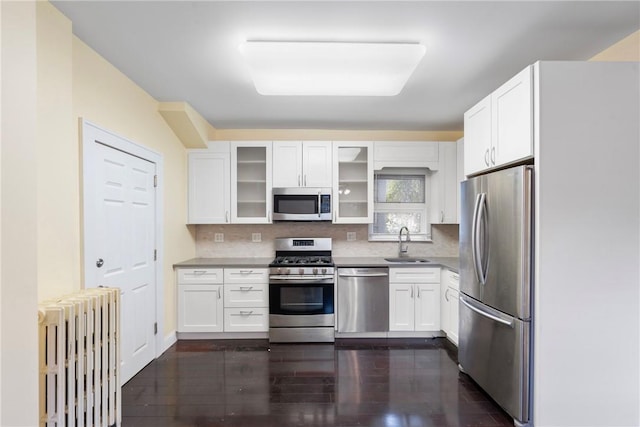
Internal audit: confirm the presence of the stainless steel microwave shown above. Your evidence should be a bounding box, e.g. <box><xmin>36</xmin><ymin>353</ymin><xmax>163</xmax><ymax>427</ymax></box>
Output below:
<box><xmin>272</xmin><ymin>187</ymin><xmax>332</xmax><ymax>221</ymax></box>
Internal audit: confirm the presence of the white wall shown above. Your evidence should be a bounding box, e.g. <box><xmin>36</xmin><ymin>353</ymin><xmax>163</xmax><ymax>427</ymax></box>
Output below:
<box><xmin>0</xmin><ymin>1</ymin><xmax>39</xmax><ymax>425</ymax></box>
<box><xmin>534</xmin><ymin>61</ymin><xmax>639</xmax><ymax>426</ymax></box>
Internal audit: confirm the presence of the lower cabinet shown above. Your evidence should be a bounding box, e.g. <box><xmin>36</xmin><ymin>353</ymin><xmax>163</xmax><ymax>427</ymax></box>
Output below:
<box><xmin>389</xmin><ymin>268</ymin><xmax>441</xmax><ymax>332</ymax></box>
<box><xmin>177</xmin><ymin>267</ymin><xmax>268</xmax><ymax>333</ymax></box>
<box><xmin>177</xmin><ymin>268</ymin><xmax>224</xmax><ymax>332</ymax></box>
<box><xmin>223</xmin><ymin>268</ymin><xmax>269</xmax><ymax>332</ymax></box>
<box><xmin>440</xmin><ymin>269</ymin><xmax>460</xmax><ymax>345</ymax></box>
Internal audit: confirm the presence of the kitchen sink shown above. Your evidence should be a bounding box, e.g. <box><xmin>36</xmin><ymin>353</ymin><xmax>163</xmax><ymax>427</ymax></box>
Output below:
<box><xmin>384</xmin><ymin>257</ymin><xmax>431</xmax><ymax>264</ymax></box>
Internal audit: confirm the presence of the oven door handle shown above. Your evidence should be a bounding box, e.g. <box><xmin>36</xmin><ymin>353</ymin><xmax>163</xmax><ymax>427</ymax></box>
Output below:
<box><xmin>269</xmin><ymin>278</ymin><xmax>334</xmax><ymax>285</ymax></box>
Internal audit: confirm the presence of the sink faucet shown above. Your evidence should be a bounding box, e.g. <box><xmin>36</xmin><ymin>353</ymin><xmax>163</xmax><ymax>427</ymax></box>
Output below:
<box><xmin>398</xmin><ymin>226</ymin><xmax>410</xmax><ymax>257</ymax></box>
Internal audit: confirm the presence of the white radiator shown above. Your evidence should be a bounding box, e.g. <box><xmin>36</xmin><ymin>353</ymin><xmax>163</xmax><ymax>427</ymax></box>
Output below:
<box><xmin>38</xmin><ymin>288</ymin><xmax>121</xmax><ymax>427</ymax></box>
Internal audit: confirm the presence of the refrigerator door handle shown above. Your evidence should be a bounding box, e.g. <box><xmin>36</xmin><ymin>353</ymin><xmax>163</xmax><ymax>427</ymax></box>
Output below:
<box><xmin>471</xmin><ymin>193</ymin><xmax>482</xmax><ymax>284</ymax></box>
<box><xmin>472</xmin><ymin>193</ymin><xmax>487</xmax><ymax>285</ymax></box>
<box><xmin>477</xmin><ymin>192</ymin><xmax>488</xmax><ymax>284</ymax></box>
<box><xmin>460</xmin><ymin>295</ymin><xmax>514</xmax><ymax>328</ymax></box>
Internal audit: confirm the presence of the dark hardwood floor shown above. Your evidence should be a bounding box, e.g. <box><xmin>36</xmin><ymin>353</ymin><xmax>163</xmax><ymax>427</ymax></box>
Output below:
<box><xmin>122</xmin><ymin>338</ymin><xmax>512</xmax><ymax>427</ymax></box>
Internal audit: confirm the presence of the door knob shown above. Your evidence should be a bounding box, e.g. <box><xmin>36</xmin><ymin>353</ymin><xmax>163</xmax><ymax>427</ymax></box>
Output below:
<box><xmin>96</xmin><ymin>258</ymin><xmax>104</xmax><ymax>268</ymax></box>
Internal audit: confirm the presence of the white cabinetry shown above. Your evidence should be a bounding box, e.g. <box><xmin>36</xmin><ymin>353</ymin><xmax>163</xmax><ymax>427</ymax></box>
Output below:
<box><xmin>373</xmin><ymin>141</ymin><xmax>439</xmax><ymax>170</ymax></box>
<box><xmin>177</xmin><ymin>268</ymin><xmax>224</xmax><ymax>332</ymax></box>
<box><xmin>440</xmin><ymin>268</ymin><xmax>460</xmax><ymax>346</ymax></box>
<box><xmin>464</xmin><ymin>66</ymin><xmax>533</xmax><ymax>176</ymax></box>
<box><xmin>431</xmin><ymin>142</ymin><xmax>460</xmax><ymax>224</ymax></box>
<box><xmin>187</xmin><ymin>147</ymin><xmax>231</xmax><ymax>224</ymax></box>
<box><xmin>333</xmin><ymin>141</ymin><xmax>373</xmax><ymax>223</ymax></box>
<box><xmin>272</xmin><ymin>141</ymin><xmax>332</xmax><ymax>188</ymax></box>
<box><xmin>389</xmin><ymin>268</ymin><xmax>441</xmax><ymax>332</ymax></box>
<box><xmin>223</xmin><ymin>268</ymin><xmax>269</xmax><ymax>332</ymax></box>
<box><xmin>231</xmin><ymin>142</ymin><xmax>272</xmax><ymax>223</ymax></box>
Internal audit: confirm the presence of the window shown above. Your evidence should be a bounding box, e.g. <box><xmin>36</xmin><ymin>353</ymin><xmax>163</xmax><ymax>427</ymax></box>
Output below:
<box><xmin>369</xmin><ymin>170</ymin><xmax>431</xmax><ymax>241</ymax></box>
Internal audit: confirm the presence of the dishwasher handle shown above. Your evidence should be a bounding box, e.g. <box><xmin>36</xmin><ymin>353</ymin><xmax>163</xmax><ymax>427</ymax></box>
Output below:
<box><xmin>338</xmin><ymin>272</ymin><xmax>389</xmax><ymax>278</ymax></box>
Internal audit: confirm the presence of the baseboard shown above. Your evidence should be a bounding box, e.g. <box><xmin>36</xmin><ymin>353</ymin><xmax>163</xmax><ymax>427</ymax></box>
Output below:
<box><xmin>162</xmin><ymin>331</ymin><xmax>177</xmax><ymax>354</ymax></box>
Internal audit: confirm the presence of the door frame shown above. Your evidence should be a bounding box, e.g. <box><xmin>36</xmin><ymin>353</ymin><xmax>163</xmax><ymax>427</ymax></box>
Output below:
<box><xmin>81</xmin><ymin>118</ymin><xmax>165</xmax><ymax>359</ymax></box>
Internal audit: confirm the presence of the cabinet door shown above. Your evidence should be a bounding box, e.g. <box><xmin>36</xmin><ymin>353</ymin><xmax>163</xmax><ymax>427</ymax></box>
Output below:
<box><xmin>231</xmin><ymin>142</ymin><xmax>273</xmax><ymax>223</ymax></box>
<box><xmin>463</xmin><ymin>94</ymin><xmax>492</xmax><ymax>176</ymax></box>
<box><xmin>333</xmin><ymin>142</ymin><xmax>373</xmax><ymax>223</ymax></box>
<box><xmin>389</xmin><ymin>283</ymin><xmax>415</xmax><ymax>331</ymax></box>
<box><xmin>447</xmin><ymin>287</ymin><xmax>460</xmax><ymax>346</ymax></box>
<box><xmin>272</xmin><ymin>141</ymin><xmax>303</xmax><ymax>187</ymax></box>
<box><xmin>177</xmin><ymin>284</ymin><xmax>223</xmax><ymax>332</ymax></box>
<box><xmin>432</xmin><ymin>142</ymin><xmax>458</xmax><ymax>224</ymax></box>
<box><xmin>415</xmin><ymin>283</ymin><xmax>440</xmax><ymax>331</ymax></box>
<box><xmin>303</xmin><ymin>141</ymin><xmax>332</xmax><ymax>187</ymax></box>
<box><xmin>440</xmin><ymin>269</ymin><xmax>450</xmax><ymax>334</ymax></box>
<box><xmin>492</xmin><ymin>66</ymin><xmax>533</xmax><ymax>167</ymax></box>
<box><xmin>188</xmin><ymin>152</ymin><xmax>230</xmax><ymax>224</ymax></box>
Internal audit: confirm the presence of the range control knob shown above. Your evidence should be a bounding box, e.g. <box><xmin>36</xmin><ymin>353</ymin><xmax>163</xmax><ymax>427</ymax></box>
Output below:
<box><xmin>285</xmin><ymin>268</ymin><xmax>290</xmax><ymax>275</ymax></box>
<box><xmin>322</xmin><ymin>268</ymin><xmax>327</xmax><ymax>274</ymax></box>
<box><xmin>312</xmin><ymin>268</ymin><xmax>318</xmax><ymax>275</ymax></box>
<box><xmin>299</xmin><ymin>268</ymin><xmax>304</xmax><ymax>275</ymax></box>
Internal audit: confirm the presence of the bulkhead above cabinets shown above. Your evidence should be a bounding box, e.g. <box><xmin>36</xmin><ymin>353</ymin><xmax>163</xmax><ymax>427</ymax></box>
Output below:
<box><xmin>373</xmin><ymin>141</ymin><xmax>440</xmax><ymax>171</ymax></box>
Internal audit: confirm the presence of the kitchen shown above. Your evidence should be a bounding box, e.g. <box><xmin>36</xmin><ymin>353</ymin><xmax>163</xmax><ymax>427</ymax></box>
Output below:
<box><xmin>2</xmin><ymin>2</ymin><xmax>639</xmax><ymax>426</ymax></box>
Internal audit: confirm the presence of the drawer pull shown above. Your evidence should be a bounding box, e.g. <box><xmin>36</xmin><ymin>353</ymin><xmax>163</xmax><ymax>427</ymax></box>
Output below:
<box><xmin>239</xmin><ymin>270</ymin><xmax>253</xmax><ymax>275</ymax></box>
<box><xmin>239</xmin><ymin>310</ymin><xmax>254</xmax><ymax>316</ymax></box>
<box><xmin>239</xmin><ymin>286</ymin><xmax>253</xmax><ymax>291</ymax></box>
<box><xmin>193</xmin><ymin>270</ymin><xmax>208</xmax><ymax>275</ymax></box>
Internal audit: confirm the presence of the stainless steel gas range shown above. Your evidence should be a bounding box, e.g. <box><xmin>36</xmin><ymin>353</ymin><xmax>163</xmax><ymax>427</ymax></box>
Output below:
<box><xmin>268</xmin><ymin>238</ymin><xmax>335</xmax><ymax>343</ymax></box>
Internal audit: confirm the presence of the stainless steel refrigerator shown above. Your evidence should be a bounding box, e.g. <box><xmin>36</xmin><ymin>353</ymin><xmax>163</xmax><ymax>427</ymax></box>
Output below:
<box><xmin>459</xmin><ymin>164</ymin><xmax>533</xmax><ymax>426</ymax></box>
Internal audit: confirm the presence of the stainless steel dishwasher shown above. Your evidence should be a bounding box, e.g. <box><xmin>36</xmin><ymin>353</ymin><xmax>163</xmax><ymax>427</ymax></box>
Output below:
<box><xmin>337</xmin><ymin>267</ymin><xmax>389</xmax><ymax>332</ymax></box>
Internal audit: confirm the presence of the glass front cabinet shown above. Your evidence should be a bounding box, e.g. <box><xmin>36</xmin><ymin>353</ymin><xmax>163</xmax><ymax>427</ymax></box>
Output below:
<box><xmin>332</xmin><ymin>142</ymin><xmax>373</xmax><ymax>223</ymax></box>
<box><xmin>231</xmin><ymin>141</ymin><xmax>273</xmax><ymax>223</ymax></box>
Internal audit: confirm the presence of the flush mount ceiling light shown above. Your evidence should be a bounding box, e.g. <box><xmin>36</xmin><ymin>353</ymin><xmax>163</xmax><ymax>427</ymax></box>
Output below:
<box><xmin>238</xmin><ymin>41</ymin><xmax>426</xmax><ymax>96</ymax></box>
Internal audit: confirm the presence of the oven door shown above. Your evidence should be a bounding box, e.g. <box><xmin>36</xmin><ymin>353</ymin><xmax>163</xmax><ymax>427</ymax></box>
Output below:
<box><xmin>269</xmin><ymin>278</ymin><xmax>334</xmax><ymax>327</ymax></box>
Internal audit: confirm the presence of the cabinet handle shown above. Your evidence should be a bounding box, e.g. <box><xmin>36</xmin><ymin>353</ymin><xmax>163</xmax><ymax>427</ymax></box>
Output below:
<box><xmin>298</xmin><ymin>175</ymin><xmax>301</xmax><ymax>186</ymax></box>
<box><xmin>239</xmin><ymin>286</ymin><xmax>253</xmax><ymax>291</ymax></box>
<box><xmin>491</xmin><ymin>147</ymin><xmax>496</xmax><ymax>165</ymax></box>
<box><xmin>484</xmin><ymin>149</ymin><xmax>490</xmax><ymax>166</ymax></box>
<box><xmin>445</xmin><ymin>288</ymin><xmax>449</xmax><ymax>302</ymax></box>
<box><xmin>410</xmin><ymin>286</ymin><xmax>414</xmax><ymax>298</ymax></box>
<box><xmin>226</xmin><ymin>211</ymin><xmax>229</xmax><ymax>223</ymax></box>
<box><xmin>193</xmin><ymin>270</ymin><xmax>208</xmax><ymax>275</ymax></box>
<box><xmin>217</xmin><ymin>288</ymin><xmax>221</xmax><ymax>299</ymax></box>
<box><xmin>304</xmin><ymin>175</ymin><xmax>307</xmax><ymax>186</ymax></box>
<box><xmin>417</xmin><ymin>287</ymin><xmax>421</xmax><ymax>298</ymax></box>
<box><xmin>239</xmin><ymin>270</ymin><xmax>253</xmax><ymax>275</ymax></box>
<box><xmin>440</xmin><ymin>210</ymin><xmax>444</xmax><ymax>223</ymax></box>
<box><xmin>239</xmin><ymin>310</ymin><xmax>253</xmax><ymax>316</ymax></box>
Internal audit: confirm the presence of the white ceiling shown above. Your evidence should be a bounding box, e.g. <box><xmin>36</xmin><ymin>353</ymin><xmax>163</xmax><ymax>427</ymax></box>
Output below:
<box><xmin>52</xmin><ymin>1</ymin><xmax>639</xmax><ymax>131</ymax></box>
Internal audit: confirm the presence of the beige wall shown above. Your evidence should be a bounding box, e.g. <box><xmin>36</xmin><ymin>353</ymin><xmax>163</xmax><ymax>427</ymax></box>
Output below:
<box><xmin>37</xmin><ymin>2</ymin><xmax>79</xmax><ymax>300</ymax></box>
<box><xmin>72</xmin><ymin>37</ymin><xmax>195</xmax><ymax>335</ymax></box>
<box><xmin>590</xmin><ymin>30</ymin><xmax>640</xmax><ymax>62</ymax></box>
<box><xmin>1</xmin><ymin>2</ymin><xmax>39</xmax><ymax>425</ymax></box>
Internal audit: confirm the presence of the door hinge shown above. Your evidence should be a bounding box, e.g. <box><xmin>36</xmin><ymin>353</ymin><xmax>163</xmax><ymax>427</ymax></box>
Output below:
<box><xmin>154</xmin><ymin>175</ymin><xmax>158</xmax><ymax>187</ymax></box>
<box><xmin>154</xmin><ymin>249</ymin><xmax>157</xmax><ymax>261</ymax></box>
<box><xmin>154</xmin><ymin>322</ymin><xmax>158</xmax><ymax>335</ymax></box>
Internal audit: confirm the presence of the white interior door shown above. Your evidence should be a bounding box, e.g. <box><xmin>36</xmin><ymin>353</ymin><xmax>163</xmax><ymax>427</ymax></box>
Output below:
<box><xmin>84</xmin><ymin>131</ymin><xmax>157</xmax><ymax>384</ymax></box>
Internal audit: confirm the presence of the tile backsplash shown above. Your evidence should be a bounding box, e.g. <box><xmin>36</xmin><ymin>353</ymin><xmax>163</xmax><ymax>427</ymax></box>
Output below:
<box><xmin>195</xmin><ymin>223</ymin><xmax>459</xmax><ymax>258</ymax></box>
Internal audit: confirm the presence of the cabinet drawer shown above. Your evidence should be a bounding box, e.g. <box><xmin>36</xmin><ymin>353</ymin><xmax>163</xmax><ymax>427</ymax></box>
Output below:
<box><xmin>224</xmin><ymin>283</ymin><xmax>268</xmax><ymax>307</ymax></box>
<box><xmin>390</xmin><ymin>267</ymin><xmax>440</xmax><ymax>283</ymax></box>
<box><xmin>224</xmin><ymin>307</ymin><xmax>269</xmax><ymax>332</ymax></box>
<box><xmin>177</xmin><ymin>268</ymin><xmax>224</xmax><ymax>284</ymax></box>
<box><xmin>224</xmin><ymin>268</ymin><xmax>269</xmax><ymax>284</ymax></box>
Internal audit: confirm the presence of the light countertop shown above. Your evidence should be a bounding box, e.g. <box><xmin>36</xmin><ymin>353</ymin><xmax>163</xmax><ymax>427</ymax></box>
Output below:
<box><xmin>174</xmin><ymin>256</ymin><xmax>459</xmax><ymax>273</ymax></box>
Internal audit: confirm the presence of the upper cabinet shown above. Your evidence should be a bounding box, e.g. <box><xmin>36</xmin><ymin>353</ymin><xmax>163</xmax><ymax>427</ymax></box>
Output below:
<box><xmin>464</xmin><ymin>66</ymin><xmax>533</xmax><ymax>176</ymax></box>
<box><xmin>231</xmin><ymin>141</ymin><xmax>273</xmax><ymax>223</ymax></box>
<box><xmin>333</xmin><ymin>142</ymin><xmax>373</xmax><ymax>223</ymax></box>
<box><xmin>272</xmin><ymin>141</ymin><xmax>332</xmax><ymax>188</ymax></box>
<box><xmin>187</xmin><ymin>145</ymin><xmax>230</xmax><ymax>224</ymax></box>
<box><xmin>431</xmin><ymin>142</ymin><xmax>459</xmax><ymax>224</ymax></box>
<box><xmin>373</xmin><ymin>141</ymin><xmax>439</xmax><ymax>170</ymax></box>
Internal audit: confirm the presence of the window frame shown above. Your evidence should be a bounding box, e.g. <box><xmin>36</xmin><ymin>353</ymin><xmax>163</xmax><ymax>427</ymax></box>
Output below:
<box><xmin>368</xmin><ymin>168</ymin><xmax>432</xmax><ymax>242</ymax></box>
